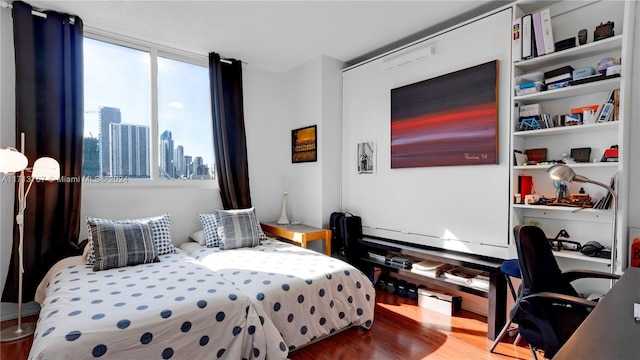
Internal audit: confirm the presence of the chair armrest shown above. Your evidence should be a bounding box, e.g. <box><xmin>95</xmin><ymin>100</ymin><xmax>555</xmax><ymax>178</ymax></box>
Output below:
<box><xmin>521</xmin><ymin>291</ymin><xmax>598</xmax><ymax>309</ymax></box>
<box><xmin>562</xmin><ymin>269</ymin><xmax>620</xmax><ymax>283</ymax></box>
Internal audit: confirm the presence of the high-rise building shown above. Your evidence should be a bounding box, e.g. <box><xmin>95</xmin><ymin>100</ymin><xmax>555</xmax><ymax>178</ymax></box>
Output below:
<box><xmin>99</xmin><ymin>106</ymin><xmax>121</xmax><ymax>176</ymax></box>
<box><xmin>174</xmin><ymin>145</ymin><xmax>185</xmax><ymax>179</ymax></box>
<box><xmin>159</xmin><ymin>130</ymin><xmax>175</xmax><ymax>179</ymax></box>
<box><xmin>83</xmin><ymin>136</ymin><xmax>100</xmax><ymax>177</ymax></box>
<box><xmin>110</xmin><ymin>123</ymin><xmax>150</xmax><ymax>178</ymax></box>
<box><xmin>184</xmin><ymin>155</ymin><xmax>193</xmax><ymax>178</ymax></box>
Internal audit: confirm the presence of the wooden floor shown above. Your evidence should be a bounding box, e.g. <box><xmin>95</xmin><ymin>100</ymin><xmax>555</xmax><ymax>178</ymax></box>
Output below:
<box><xmin>1</xmin><ymin>292</ymin><xmax>532</xmax><ymax>360</ymax></box>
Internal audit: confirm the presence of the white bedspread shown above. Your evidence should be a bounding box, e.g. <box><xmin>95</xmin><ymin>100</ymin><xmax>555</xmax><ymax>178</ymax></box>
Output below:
<box><xmin>30</xmin><ymin>253</ymin><xmax>288</xmax><ymax>360</ymax></box>
<box><xmin>182</xmin><ymin>239</ymin><xmax>375</xmax><ymax>351</ymax></box>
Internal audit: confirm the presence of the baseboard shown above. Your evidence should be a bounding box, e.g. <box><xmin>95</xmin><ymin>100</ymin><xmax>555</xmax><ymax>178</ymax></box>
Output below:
<box><xmin>1</xmin><ymin>301</ymin><xmax>40</xmax><ymax>321</ymax></box>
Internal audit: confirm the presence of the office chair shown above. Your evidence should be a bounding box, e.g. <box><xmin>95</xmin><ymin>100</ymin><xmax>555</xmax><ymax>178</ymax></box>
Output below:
<box><xmin>512</xmin><ymin>225</ymin><xmax>620</xmax><ymax>359</ymax></box>
<box><xmin>489</xmin><ymin>259</ymin><xmax>525</xmax><ymax>353</ymax></box>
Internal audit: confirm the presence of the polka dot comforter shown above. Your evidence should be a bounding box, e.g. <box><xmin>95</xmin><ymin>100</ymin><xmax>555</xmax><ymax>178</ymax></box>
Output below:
<box><xmin>30</xmin><ymin>252</ymin><xmax>288</xmax><ymax>360</ymax></box>
<box><xmin>184</xmin><ymin>239</ymin><xmax>376</xmax><ymax>352</ymax></box>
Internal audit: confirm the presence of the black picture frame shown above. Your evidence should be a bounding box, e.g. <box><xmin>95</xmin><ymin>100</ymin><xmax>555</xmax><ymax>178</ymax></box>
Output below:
<box><xmin>571</xmin><ymin>147</ymin><xmax>591</xmax><ymax>163</ymax></box>
<box><xmin>291</xmin><ymin>125</ymin><xmax>317</xmax><ymax>163</ymax></box>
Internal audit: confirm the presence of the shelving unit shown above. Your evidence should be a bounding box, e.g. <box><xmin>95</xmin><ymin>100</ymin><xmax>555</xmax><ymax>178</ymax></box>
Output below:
<box><xmin>510</xmin><ymin>1</ymin><xmax>636</xmax><ymax>283</ymax></box>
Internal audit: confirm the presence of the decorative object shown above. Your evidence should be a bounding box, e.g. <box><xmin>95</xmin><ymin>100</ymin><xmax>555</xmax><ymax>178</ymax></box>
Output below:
<box><xmin>357</xmin><ymin>141</ymin><xmax>375</xmax><ymax>174</ymax></box>
<box><xmin>594</xmin><ymin>21</ymin><xmax>614</xmax><ymax>41</ymax></box>
<box><xmin>547</xmin><ymin>164</ymin><xmax>618</xmax><ymax>277</ymax></box>
<box><xmin>578</xmin><ymin>29</ymin><xmax>588</xmax><ymax>45</ymax></box>
<box><xmin>570</xmin><ymin>147</ymin><xmax>591</xmax><ymax>163</ymax></box>
<box><xmin>0</xmin><ymin>133</ymin><xmax>60</xmax><ymax>342</ymax></box>
<box><xmin>390</xmin><ymin>60</ymin><xmax>499</xmax><ymax>168</ymax></box>
<box><xmin>291</xmin><ymin>125</ymin><xmax>317</xmax><ymax>163</ymax></box>
<box><xmin>277</xmin><ymin>192</ymin><xmax>290</xmax><ymax>225</ymax></box>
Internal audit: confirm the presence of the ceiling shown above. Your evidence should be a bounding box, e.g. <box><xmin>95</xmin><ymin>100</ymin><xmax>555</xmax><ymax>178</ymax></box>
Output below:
<box><xmin>26</xmin><ymin>1</ymin><xmax>506</xmax><ymax>73</ymax></box>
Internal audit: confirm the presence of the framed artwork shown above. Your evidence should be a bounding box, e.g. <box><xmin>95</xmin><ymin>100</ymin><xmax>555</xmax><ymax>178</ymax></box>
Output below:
<box><xmin>291</xmin><ymin>125</ymin><xmax>317</xmax><ymax>163</ymax></box>
<box><xmin>390</xmin><ymin>60</ymin><xmax>499</xmax><ymax>168</ymax></box>
<box><xmin>357</xmin><ymin>141</ymin><xmax>375</xmax><ymax>174</ymax></box>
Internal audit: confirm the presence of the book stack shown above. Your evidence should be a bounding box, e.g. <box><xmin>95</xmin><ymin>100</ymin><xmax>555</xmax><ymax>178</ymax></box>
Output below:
<box><xmin>544</xmin><ymin>65</ymin><xmax>574</xmax><ymax>89</ymax></box>
<box><xmin>593</xmin><ymin>176</ymin><xmax>616</xmax><ymax>209</ymax></box>
<box><xmin>571</xmin><ymin>104</ymin><xmax>600</xmax><ymax>124</ymax></box>
<box><xmin>514</xmin><ymin>8</ymin><xmax>554</xmax><ymax>61</ymax></box>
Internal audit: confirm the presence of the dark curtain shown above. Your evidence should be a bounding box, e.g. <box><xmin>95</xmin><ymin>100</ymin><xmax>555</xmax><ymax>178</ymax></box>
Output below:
<box><xmin>209</xmin><ymin>52</ymin><xmax>252</xmax><ymax>209</ymax></box>
<box><xmin>2</xmin><ymin>1</ymin><xmax>84</xmax><ymax>303</ymax></box>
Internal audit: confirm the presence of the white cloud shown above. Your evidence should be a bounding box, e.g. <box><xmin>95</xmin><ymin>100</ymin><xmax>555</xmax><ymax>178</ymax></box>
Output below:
<box><xmin>168</xmin><ymin>101</ymin><xmax>184</xmax><ymax>109</ymax></box>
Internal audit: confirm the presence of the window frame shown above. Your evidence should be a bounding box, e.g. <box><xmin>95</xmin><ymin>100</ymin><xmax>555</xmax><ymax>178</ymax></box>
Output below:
<box><xmin>83</xmin><ymin>30</ymin><xmax>215</xmax><ymax>189</ymax></box>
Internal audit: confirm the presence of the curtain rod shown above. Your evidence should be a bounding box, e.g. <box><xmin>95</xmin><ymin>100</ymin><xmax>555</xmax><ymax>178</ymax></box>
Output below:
<box><xmin>2</xmin><ymin>1</ymin><xmax>244</xmax><ymax>66</ymax></box>
<box><xmin>1</xmin><ymin>0</ymin><xmax>76</xmax><ymax>23</ymax></box>
<box><xmin>1</xmin><ymin>1</ymin><xmax>46</xmax><ymax>18</ymax></box>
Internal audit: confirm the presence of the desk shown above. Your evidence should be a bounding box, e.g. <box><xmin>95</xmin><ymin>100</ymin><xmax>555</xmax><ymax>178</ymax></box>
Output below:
<box><xmin>554</xmin><ymin>267</ymin><xmax>640</xmax><ymax>360</ymax></box>
<box><xmin>260</xmin><ymin>222</ymin><xmax>331</xmax><ymax>256</ymax></box>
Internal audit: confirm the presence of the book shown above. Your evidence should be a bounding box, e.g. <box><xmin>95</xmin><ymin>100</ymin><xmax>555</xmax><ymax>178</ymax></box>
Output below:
<box><xmin>532</xmin><ymin>11</ymin><xmax>545</xmax><ymax>56</ymax></box>
<box><xmin>597</xmin><ymin>103</ymin><xmax>614</xmax><ymax>122</ymax></box>
<box><xmin>545</xmin><ymin>74</ymin><xmax>572</xmax><ymax>85</ymax></box>
<box><xmin>540</xmin><ymin>8</ymin><xmax>555</xmax><ymax>54</ymax></box>
<box><xmin>544</xmin><ymin>65</ymin><xmax>575</xmax><ymax>80</ymax></box>
<box><xmin>522</xmin><ymin>14</ymin><xmax>533</xmax><ymax>59</ymax></box>
<box><xmin>512</xmin><ymin>17</ymin><xmax>522</xmax><ymax>62</ymax></box>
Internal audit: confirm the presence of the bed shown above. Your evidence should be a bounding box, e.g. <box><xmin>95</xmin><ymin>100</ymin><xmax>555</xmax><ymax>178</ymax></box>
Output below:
<box><xmin>30</xmin><ymin>252</ymin><xmax>289</xmax><ymax>360</ymax></box>
<box><xmin>180</xmin><ymin>238</ymin><xmax>376</xmax><ymax>351</ymax></box>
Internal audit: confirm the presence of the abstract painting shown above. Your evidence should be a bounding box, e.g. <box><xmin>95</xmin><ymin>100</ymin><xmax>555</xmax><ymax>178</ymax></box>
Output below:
<box><xmin>390</xmin><ymin>60</ymin><xmax>499</xmax><ymax>168</ymax></box>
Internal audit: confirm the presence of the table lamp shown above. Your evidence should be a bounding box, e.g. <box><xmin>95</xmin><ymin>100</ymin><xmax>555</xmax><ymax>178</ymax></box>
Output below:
<box><xmin>547</xmin><ymin>164</ymin><xmax>618</xmax><ymax>277</ymax></box>
<box><xmin>0</xmin><ymin>134</ymin><xmax>60</xmax><ymax>342</ymax></box>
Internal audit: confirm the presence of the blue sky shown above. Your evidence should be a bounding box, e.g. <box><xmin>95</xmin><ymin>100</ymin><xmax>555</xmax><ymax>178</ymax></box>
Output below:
<box><xmin>83</xmin><ymin>38</ymin><xmax>214</xmax><ymax>168</ymax></box>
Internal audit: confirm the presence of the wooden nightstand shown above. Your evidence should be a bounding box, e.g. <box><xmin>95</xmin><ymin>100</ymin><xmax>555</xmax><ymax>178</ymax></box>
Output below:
<box><xmin>260</xmin><ymin>222</ymin><xmax>331</xmax><ymax>256</ymax></box>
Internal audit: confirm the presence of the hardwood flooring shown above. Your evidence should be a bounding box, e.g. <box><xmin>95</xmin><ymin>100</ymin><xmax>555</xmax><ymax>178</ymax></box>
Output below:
<box><xmin>1</xmin><ymin>293</ymin><xmax>531</xmax><ymax>360</ymax></box>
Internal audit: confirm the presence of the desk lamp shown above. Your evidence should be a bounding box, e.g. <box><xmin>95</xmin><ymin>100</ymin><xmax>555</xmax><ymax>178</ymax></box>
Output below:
<box><xmin>547</xmin><ymin>164</ymin><xmax>618</xmax><ymax>277</ymax></box>
<box><xmin>0</xmin><ymin>133</ymin><xmax>59</xmax><ymax>342</ymax></box>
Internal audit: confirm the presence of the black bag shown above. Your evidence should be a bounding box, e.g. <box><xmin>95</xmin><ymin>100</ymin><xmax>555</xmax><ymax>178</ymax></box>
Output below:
<box><xmin>329</xmin><ymin>212</ymin><xmax>362</xmax><ymax>261</ymax></box>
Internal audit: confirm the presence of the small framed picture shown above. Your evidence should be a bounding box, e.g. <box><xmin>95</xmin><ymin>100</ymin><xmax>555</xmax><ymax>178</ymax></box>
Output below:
<box><xmin>292</xmin><ymin>125</ymin><xmax>317</xmax><ymax>163</ymax></box>
<box><xmin>570</xmin><ymin>147</ymin><xmax>591</xmax><ymax>163</ymax></box>
<box><xmin>357</xmin><ymin>141</ymin><xmax>375</xmax><ymax>174</ymax></box>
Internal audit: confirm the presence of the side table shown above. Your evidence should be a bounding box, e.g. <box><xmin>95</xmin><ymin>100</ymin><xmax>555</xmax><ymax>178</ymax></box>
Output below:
<box><xmin>260</xmin><ymin>222</ymin><xmax>331</xmax><ymax>256</ymax></box>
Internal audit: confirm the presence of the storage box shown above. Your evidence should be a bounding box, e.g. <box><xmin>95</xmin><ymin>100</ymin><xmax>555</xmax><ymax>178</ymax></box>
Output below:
<box><xmin>417</xmin><ymin>288</ymin><xmax>462</xmax><ymax>315</ymax></box>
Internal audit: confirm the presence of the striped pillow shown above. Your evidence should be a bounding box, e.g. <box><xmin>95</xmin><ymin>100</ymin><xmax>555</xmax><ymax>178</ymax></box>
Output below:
<box><xmin>88</xmin><ymin>221</ymin><xmax>159</xmax><ymax>271</ymax></box>
<box><xmin>214</xmin><ymin>208</ymin><xmax>262</xmax><ymax>250</ymax></box>
<box><xmin>85</xmin><ymin>214</ymin><xmax>175</xmax><ymax>265</ymax></box>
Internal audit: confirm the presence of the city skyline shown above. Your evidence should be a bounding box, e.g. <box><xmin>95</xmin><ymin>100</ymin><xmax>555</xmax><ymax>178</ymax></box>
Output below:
<box><xmin>83</xmin><ymin>106</ymin><xmax>213</xmax><ymax>179</ymax></box>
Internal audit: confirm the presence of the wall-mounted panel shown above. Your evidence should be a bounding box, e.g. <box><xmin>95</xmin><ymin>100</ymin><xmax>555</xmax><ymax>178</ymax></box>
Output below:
<box><xmin>341</xmin><ymin>9</ymin><xmax>512</xmax><ymax>258</ymax></box>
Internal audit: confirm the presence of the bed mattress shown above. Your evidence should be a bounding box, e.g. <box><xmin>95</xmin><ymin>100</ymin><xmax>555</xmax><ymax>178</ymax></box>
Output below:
<box><xmin>30</xmin><ymin>253</ymin><xmax>288</xmax><ymax>359</ymax></box>
<box><xmin>181</xmin><ymin>239</ymin><xmax>375</xmax><ymax>351</ymax></box>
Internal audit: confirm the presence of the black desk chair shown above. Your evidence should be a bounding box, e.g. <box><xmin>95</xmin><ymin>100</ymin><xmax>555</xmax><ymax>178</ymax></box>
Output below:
<box><xmin>511</xmin><ymin>225</ymin><xmax>619</xmax><ymax>359</ymax></box>
<box><xmin>488</xmin><ymin>258</ymin><xmax>524</xmax><ymax>353</ymax></box>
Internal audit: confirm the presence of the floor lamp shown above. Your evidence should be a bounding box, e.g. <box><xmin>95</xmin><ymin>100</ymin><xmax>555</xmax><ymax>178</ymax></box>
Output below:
<box><xmin>547</xmin><ymin>164</ymin><xmax>618</xmax><ymax>278</ymax></box>
<box><xmin>0</xmin><ymin>133</ymin><xmax>59</xmax><ymax>342</ymax></box>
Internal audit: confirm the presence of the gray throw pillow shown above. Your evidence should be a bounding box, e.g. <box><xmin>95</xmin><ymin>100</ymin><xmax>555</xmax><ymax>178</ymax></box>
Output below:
<box><xmin>88</xmin><ymin>221</ymin><xmax>159</xmax><ymax>271</ymax></box>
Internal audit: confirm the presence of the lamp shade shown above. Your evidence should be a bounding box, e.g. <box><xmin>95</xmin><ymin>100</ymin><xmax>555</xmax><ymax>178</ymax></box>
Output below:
<box><xmin>32</xmin><ymin>157</ymin><xmax>60</xmax><ymax>181</ymax></box>
<box><xmin>0</xmin><ymin>148</ymin><xmax>28</xmax><ymax>173</ymax></box>
<box><xmin>547</xmin><ymin>164</ymin><xmax>588</xmax><ymax>183</ymax></box>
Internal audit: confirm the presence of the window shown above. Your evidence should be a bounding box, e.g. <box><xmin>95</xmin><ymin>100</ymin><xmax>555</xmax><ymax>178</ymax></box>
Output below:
<box><xmin>158</xmin><ymin>57</ymin><xmax>213</xmax><ymax>179</ymax></box>
<box><xmin>82</xmin><ymin>36</ymin><xmax>214</xmax><ymax>181</ymax></box>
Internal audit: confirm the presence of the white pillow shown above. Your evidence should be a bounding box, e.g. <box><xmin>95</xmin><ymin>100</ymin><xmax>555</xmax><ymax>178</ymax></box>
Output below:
<box><xmin>189</xmin><ymin>229</ymin><xmax>206</xmax><ymax>246</ymax></box>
